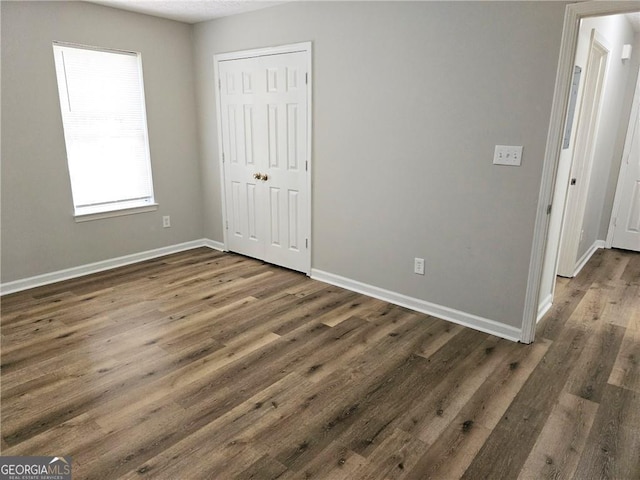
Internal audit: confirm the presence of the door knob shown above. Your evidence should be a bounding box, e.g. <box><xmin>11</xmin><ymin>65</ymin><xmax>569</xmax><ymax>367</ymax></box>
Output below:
<box><xmin>253</xmin><ymin>172</ymin><xmax>261</xmax><ymax>180</ymax></box>
<box><xmin>261</xmin><ymin>173</ymin><xmax>269</xmax><ymax>181</ymax></box>
<box><xmin>253</xmin><ymin>172</ymin><xmax>269</xmax><ymax>181</ymax></box>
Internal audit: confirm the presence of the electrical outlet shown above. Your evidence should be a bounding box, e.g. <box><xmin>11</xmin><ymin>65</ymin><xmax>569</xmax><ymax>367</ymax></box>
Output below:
<box><xmin>414</xmin><ymin>257</ymin><xmax>425</xmax><ymax>275</ymax></box>
<box><xmin>493</xmin><ymin>145</ymin><xmax>523</xmax><ymax>166</ymax></box>
<box><xmin>163</xmin><ymin>216</ymin><xmax>171</xmax><ymax>228</ymax></box>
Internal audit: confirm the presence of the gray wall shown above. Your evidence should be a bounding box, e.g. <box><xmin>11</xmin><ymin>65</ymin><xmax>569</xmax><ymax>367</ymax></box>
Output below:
<box><xmin>1</xmin><ymin>0</ymin><xmax>570</xmax><ymax>333</ymax></box>
<box><xmin>1</xmin><ymin>1</ymin><xmax>203</xmax><ymax>282</ymax></box>
<box><xmin>577</xmin><ymin>15</ymin><xmax>638</xmax><ymax>259</ymax></box>
<box><xmin>193</xmin><ymin>1</ymin><xmax>567</xmax><ymax>328</ymax></box>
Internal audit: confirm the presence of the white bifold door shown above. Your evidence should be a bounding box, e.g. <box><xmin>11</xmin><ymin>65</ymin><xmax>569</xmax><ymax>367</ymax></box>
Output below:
<box><xmin>218</xmin><ymin>48</ymin><xmax>310</xmax><ymax>273</ymax></box>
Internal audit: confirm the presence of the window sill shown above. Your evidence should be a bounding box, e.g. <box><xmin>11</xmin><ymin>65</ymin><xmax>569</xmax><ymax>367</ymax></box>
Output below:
<box><xmin>74</xmin><ymin>203</ymin><xmax>159</xmax><ymax>223</ymax></box>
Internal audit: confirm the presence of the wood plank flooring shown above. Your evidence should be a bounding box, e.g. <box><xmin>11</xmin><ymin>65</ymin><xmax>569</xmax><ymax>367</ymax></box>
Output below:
<box><xmin>1</xmin><ymin>247</ymin><xmax>639</xmax><ymax>479</ymax></box>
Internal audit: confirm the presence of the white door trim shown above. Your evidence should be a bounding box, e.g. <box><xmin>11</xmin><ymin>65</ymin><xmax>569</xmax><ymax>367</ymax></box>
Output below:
<box><xmin>213</xmin><ymin>42</ymin><xmax>313</xmax><ymax>274</ymax></box>
<box><xmin>522</xmin><ymin>0</ymin><xmax>640</xmax><ymax>344</ymax></box>
<box><xmin>606</xmin><ymin>66</ymin><xmax>640</xmax><ymax>248</ymax></box>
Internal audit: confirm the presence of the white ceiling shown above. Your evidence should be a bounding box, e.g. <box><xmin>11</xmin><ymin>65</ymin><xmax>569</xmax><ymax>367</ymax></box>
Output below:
<box><xmin>86</xmin><ymin>1</ymin><xmax>640</xmax><ymax>29</ymax></box>
<box><xmin>87</xmin><ymin>0</ymin><xmax>286</xmax><ymax>24</ymax></box>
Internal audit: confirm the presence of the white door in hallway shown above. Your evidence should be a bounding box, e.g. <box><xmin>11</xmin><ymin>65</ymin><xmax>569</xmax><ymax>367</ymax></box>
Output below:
<box><xmin>611</xmin><ymin>103</ymin><xmax>640</xmax><ymax>252</ymax></box>
<box><xmin>218</xmin><ymin>47</ymin><xmax>310</xmax><ymax>273</ymax></box>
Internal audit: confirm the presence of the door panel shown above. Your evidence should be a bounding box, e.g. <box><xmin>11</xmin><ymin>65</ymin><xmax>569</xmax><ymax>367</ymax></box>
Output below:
<box><xmin>557</xmin><ymin>30</ymin><xmax>609</xmax><ymax>276</ymax></box>
<box><xmin>269</xmin><ymin>186</ymin><xmax>281</xmax><ymax>247</ymax></box>
<box><xmin>612</xmin><ymin>109</ymin><xmax>640</xmax><ymax>251</ymax></box>
<box><xmin>247</xmin><ymin>183</ymin><xmax>258</xmax><ymax>241</ymax></box>
<box><xmin>289</xmin><ymin>106</ymin><xmax>298</xmax><ymax>169</ymax></box>
<box><xmin>268</xmin><ymin>104</ymin><xmax>279</xmax><ymax>168</ymax></box>
<box><xmin>219</xmin><ymin>49</ymin><xmax>309</xmax><ymax>272</ymax></box>
<box><xmin>243</xmin><ymin>105</ymin><xmax>255</xmax><ymax>166</ymax></box>
<box><xmin>288</xmin><ymin>190</ymin><xmax>300</xmax><ymax>251</ymax></box>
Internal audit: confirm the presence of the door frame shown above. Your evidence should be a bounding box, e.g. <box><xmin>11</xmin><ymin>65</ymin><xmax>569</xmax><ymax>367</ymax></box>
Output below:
<box><xmin>606</xmin><ymin>65</ymin><xmax>640</xmax><ymax>248</ymax></box>
<box><xmin>213</xmin><ymin>42</ymin><xmax>313</xmax><ymax>274</ymax></box>
<box><xmin>556</xmin><ymin>29</ymin><xmax>610</xmax><ymax>278</ymax></box>
<box><xmin>522</xmin><ymin>0</ymin><xmax>640</xmax><ymax>344</ymax></box>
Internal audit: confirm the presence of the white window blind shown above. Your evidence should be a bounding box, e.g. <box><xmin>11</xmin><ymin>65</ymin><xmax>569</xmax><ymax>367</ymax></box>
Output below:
<box><xmin>52</xmin><ymin>43</ymin><xmax>155</xmax><ymax>217</ymax></box>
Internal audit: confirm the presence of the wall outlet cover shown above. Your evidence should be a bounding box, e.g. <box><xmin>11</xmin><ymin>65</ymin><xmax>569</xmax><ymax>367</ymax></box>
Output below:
<box><xmin>493</xmin><ymin>145</ymin><xmax>523</xmax><ymax>166</ymax></box>
<box><xmin>414</xmin><ymin>257</ymin><xmax>425</xmax><ymax>275</ymax></box>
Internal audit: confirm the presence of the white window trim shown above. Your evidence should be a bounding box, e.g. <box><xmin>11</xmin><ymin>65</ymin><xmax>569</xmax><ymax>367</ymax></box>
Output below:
<box><xmin>52</xmin><ymin>41</ymin><xmax>157</xmax><ymax>221</ymax></box>
<box><xmin>74</xmin><ymin>203</ymin><xmax>159</xmax><ymax>223</ymax></box>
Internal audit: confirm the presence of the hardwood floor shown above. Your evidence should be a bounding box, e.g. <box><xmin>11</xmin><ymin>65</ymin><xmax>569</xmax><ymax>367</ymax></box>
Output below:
<box><xmin>1</xmin><ymin>247</ymin><xmax>639</xmax><ymax>479</ymax></box>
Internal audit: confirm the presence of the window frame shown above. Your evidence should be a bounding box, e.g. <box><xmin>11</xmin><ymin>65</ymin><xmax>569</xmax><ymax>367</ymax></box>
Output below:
<box><xmin>52</xmin><ymin>41</ymin><xmax>158</xmax><ymax>222</ymax></box>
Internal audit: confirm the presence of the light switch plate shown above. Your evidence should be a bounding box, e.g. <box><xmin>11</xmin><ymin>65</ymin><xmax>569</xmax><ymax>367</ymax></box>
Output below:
<box><xmin>493</xmin><ymin>145</ymin><xmax>523</xmax><ymax>166</ymax></box>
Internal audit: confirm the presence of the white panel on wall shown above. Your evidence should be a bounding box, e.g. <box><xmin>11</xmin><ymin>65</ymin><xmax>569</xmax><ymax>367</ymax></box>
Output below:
<box><xmin>287</xmin><ymin>103</ymin><xmax>298</xmax><ymax>170</ymax></box>
<box><xmin>270</xmin><ymin>187</ymin><xmax>280</xmax><ymax>246</ymax></box>
<box><xmin>288</xmin><ymin>189</ymin><xmax>299</xmax><ymax>250</ymax></box>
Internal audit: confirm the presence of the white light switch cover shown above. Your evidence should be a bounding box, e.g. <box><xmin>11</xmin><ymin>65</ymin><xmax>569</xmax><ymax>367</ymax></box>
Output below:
<box><xmin>493</xmin><ymin>145</ymin><xmax>523</xmax><ymax>166</ymax></box>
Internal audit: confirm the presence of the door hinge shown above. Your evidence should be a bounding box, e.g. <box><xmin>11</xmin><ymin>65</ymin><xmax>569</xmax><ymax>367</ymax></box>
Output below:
<box><xmin>546</xmin><ymin>204</ymin><xmax>552</xmax><ymax>215</ymax></box>
<box><xmin>570</xmin><ymin>178</ymin><xmax>577</xmax><ymax>186</ymax></box>
<box><xmin>305</xmin><ymin>238</ymin><xmax>309</xmax><ymax>249</ymax></box>
<box><xmin>613</xmin><ymin>217</ymin><xmax>617</xmax><ymax>227</ymax></box>
<box><xmin>225</xmin><ymin>221</ymin><xmax>229</xmax><ymax>230</ymax></box>
<box><xmin>222</xmin><ymin>152</ymin><xmax>225</xmax><ymax>163</ymax></box>
<box><xmin>305</xmin><ymin>72</ymin><xmax>308</xmax><ymax>85</ymax></box>
<box><xmin>305</xmin><ymin>161</ymin><xmax>308</xmax><ymax>172</ymax></box>
<box><xmin>218</xmin><ymin>79</ymin><xmax>221</xmax><ymax>90</ymax></box>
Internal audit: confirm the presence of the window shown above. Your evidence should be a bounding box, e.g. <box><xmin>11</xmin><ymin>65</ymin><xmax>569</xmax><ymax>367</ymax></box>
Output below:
<box><xmin>52</xmin><ymin>42</ymin><xmax>156</xmax><ymax>220</ymax></box>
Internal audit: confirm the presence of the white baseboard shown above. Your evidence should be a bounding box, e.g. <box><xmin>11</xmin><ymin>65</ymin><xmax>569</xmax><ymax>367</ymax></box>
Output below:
<box><xmin>537</xmin><ymin>293</ymin><xmax>553</xmax><ymax>323</ymax></box>
<box><xmin>1</xmin><ymin>238</ymin><xmax>225</xmax><ymax>295</ymax></box>
<box><xmin>3</xmin><ymin>240</ymin><xmax>522</xmax><ymax>342</ymax></box>
<box><xmin>573</xmin><ymin>240</ymin><xmax>605</xmax><ymax>277</ymax></box>
<box><xmin>311</xmin><ymin>269</ymin><xmax>522</xmax><ymax>342</ymax></box>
